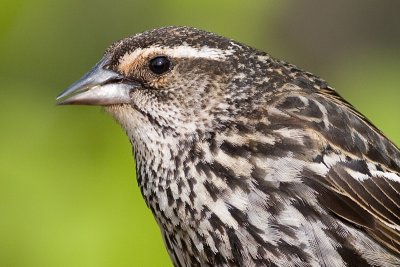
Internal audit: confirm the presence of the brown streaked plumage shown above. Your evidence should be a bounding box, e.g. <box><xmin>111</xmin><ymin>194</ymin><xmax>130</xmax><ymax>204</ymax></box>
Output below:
<box><xmin>57</xmin><ymin>26</ymin><xmax>400</xmax><ymax>266</ymax></box>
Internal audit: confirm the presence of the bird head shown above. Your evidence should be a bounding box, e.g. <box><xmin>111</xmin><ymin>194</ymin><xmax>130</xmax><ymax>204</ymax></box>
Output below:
<box><xmin>57</xmin><ymin>26</ymin><xmax>268</xmax><ymax>141</ymax></box>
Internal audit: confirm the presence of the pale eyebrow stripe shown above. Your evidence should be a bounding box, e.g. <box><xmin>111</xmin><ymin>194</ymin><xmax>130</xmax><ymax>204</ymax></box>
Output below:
<box><xmin>163</xmin><ymin>45</ymin><xmax>233</xmax><ymax>59</ymax></box>
<box><xmin>119</xmin><ymin>45</ymin><xmax>233</xmax><ymax>66</ymax></box>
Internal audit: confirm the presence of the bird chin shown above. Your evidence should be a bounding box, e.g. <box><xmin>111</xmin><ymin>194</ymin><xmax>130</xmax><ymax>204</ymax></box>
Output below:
<box><xmin>104</xmin><ymin>103</ymin><xmax>132</xmax><ymax>114</ymax></box>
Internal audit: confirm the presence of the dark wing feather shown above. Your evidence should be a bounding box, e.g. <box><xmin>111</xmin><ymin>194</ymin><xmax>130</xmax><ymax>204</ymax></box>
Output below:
<box><xmin>324</xmin><ymin>162</ymin><xmax>400</xmax><ymax>254</ymax></box>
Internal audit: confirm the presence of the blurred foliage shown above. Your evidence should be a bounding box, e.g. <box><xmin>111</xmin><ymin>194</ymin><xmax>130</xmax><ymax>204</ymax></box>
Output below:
<box><xmin>0</xmin><ymin>0</ymin><xmax>398</xmax><ymax>266</ymax></box>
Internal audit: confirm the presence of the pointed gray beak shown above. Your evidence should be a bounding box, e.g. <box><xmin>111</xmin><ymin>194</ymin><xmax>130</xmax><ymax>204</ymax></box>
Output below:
<box><xmin>56</xmin><ymin>56</ymin><xmax>140</xmax><ymax>105</ymax></box>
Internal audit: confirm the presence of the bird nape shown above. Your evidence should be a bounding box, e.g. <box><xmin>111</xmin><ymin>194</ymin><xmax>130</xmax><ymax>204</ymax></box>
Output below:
<box><xmin>56</xmin><ymin>26</ymin><xmax>400</xmax><ymax>267</ymax></box>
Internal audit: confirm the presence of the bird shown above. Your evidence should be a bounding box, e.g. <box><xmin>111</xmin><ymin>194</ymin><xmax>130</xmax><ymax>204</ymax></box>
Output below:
<box><xmin>56</xmin><ymin>26</ymin><xmax>400</xmax><ymax>267</ymax></box>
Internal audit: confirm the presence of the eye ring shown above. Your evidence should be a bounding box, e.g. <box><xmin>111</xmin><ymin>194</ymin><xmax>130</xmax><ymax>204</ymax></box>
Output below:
<box><xmin>149</xmin><ymin>56</ymin><xmax>171</xmax><ymax>75</ymax></box>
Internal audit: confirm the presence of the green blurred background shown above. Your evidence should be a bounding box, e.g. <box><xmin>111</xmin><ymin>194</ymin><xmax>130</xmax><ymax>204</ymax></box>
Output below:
<box><xmin>0</xmin><ymin>0</ymin><xmax>399</xmax><ymax>266</ymax></box>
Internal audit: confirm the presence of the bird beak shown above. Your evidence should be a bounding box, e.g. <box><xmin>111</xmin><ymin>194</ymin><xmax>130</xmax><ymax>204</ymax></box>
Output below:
<box><xmin>56</xmin><ymin>56</ymin><xmax>140</xmax><ymax>105</ymax></box>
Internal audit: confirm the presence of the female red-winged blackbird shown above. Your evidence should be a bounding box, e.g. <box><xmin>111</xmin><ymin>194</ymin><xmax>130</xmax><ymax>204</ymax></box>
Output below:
<box><xmin>57</xmin><ymin>26</ymin><xmax>400</xmax><ymax>267</ymax></box>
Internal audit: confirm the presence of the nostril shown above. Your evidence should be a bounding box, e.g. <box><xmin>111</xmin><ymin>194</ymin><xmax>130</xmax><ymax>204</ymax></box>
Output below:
<box><xmin>103</xmin><ymin>76</ymin><xmax>126</xmax><ymax>85</ymax></box>
<box><xmin>102</xmin><ymin>76</ymin><xmax>143</xmax><ymax>89</ymax></box>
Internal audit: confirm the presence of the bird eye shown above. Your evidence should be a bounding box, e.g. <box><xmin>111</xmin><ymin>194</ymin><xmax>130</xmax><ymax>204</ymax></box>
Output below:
<box><xmin>149</xmin><ymin>56</ymin><xmax>171</xmax><ymax>75</ymax></box>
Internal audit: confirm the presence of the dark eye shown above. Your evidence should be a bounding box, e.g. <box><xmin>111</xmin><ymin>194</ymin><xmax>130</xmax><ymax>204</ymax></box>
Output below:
<box><xmin>149</xmin><ymin>56</ymin><xmax>171</xmax><ymax>75</ymax></box>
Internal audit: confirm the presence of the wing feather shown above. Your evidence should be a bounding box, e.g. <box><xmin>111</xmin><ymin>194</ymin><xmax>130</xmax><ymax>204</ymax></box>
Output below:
<box><xmin>277</xmin><ymin>86</ymin><xmax>400</xmax><ymax>255</ymax></box>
